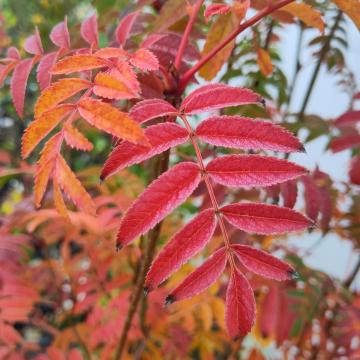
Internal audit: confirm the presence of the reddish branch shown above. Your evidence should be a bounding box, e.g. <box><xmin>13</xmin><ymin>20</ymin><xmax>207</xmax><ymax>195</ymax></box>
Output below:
<box><xmin>178</xmin><ymin>0</ymin><xmax>295</xmax><ymax>92</ymax></box>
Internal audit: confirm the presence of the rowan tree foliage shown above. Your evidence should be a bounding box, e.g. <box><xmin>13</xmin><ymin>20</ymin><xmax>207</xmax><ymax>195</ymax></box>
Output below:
<box><xmin>0</xmin><ymin>0</ymin><xmax>359</xmax><ymax>359</ymax></box>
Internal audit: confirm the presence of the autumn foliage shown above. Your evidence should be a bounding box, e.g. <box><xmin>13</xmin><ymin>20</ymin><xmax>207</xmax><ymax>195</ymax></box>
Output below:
<box><xmin>0</xmin><ymin>0</ymin><xmax>360</xmax><ymax>359</ymax></box>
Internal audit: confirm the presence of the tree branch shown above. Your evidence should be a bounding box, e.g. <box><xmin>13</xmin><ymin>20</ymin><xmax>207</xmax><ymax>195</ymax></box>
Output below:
<box><xmin>178</xmin><ymin>0</ymin><xmax>295</xmax><ymax>93</ymax></box>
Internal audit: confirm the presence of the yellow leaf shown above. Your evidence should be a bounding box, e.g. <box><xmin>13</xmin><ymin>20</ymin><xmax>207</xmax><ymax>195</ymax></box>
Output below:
<box><xmin>283</xmin><ymin>3</ymin><xmax>324</xmax><ymax>33</ymax></box>
<box><xmin>332</xmin><ymin>0</ymin><xmax>360</xmax><ymax>30</ymax></box>
<box><xmin>257</xmin><ymin>48</ymin><xmax>273</xmax><ymax>77</ymax></box>
<box><xmin>34</xmin><ymin>78</ymin><xmax>90</xmax><ymax>117</ymax></box>
<box><xmin>77</xmin><ymin>98</ymin><xmax>148</xmax><ymax>145</ymax></box>
<box><xmin>199</xmin><ymin>13</ymin><xmax>237</xmax><ymax>80</ymax></box>
<box><xmin>51</xmin><ymin>55</ymin><xmax>110</xmax><ymax>75</ymax></box>
<box><xmin>22</xmin><ymin>105</ymin><xmax>73</xmax><ymax>159</ymax></box>
<box><xmin>56</xmin><ymin>155</ymin><xmax>96</xmax><ymax>215</ymax></box>
<box><xmin>34</xmin><ymin>133</ymin><xmax>62</xmax><ymax>207</ymax></box>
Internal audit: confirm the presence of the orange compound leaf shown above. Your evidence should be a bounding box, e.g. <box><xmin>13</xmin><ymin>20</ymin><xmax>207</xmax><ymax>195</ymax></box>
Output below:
<box><xmin>34</xmin><ymin>78</ymin><xmax>90</xmax><ymax>118</ymax></box>
<box><xmin>117</xmin><ymin>162</ymin><xmax>201</xmax><ymax>248</ymax></box>
<box><xmin>94</xmin><ymin>47</ymin><xmax>127</xmax><ymax>59</ymax></box>
<box><xmin>129</xmin><ymin>48</ymin><xmax>159</xmax><ymax>72</ymax></box>
<box><xmin>226</xmin><ymin>268</ymin><xmax>256</xmax><ymax>339</ymax></box>
<box><xmin>51</xmin><ymin>55</ymin><xmax>110</xmax><ymax>75</ymax></box>
<box><xmin>231</xmin><ymin>245</ymin><xmax>297</xmax><ymax>281</ymax></box>
<box><xmin>56</xmin><ymin>155</ymin><xmax>96</xmax><ymax>215</ymax></box>
<box><xmin>34</xmin><ymin>133</ymin><xmax>62</xmax><ymax>207</ymax></box>
<box><xmin>221</xmin><ymin>202</ymin><xmax>313</xmax><ymax>235</ymax></box>
<box><xmin>77</xmin><ymin>98</ymin><xmax>147</xmax><ymax>145</ymax></box>
<box><xmin>145</xmin><ymin>209</ymin><xmax>217</xmax><ymax>292</ymax></box>
<box><xmin>165</xmin><ymin>247</ymin><xmax>227</xmax><ymax>305</ymax></box>
<box><xmin>22</xmin><ymin>104</ymin><xmax>73</xmax><ymax>159</ymax></box>
<box><xmin>101</xmin><ymin>123</ymin><xmax>188</xmax><ymax>180</ymax></box>
<box><xmin>63</xmin><ymin>123</ymin><xmax>93</xmax><ymax>151</ymax></box>
<box><xmin>93</xmin><ymin>71</ymin><xmax>138</xmax><ymax>100</ymax></box>
<box><xmin>53</xmin><ymin>178</ymin><xmax>70</xmax><ymax>221</ymax></box>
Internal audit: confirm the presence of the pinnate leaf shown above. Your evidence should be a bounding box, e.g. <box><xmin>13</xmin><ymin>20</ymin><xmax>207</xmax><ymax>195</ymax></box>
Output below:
<box><xmin>225</xmin><ymin>268</ymin><xmax>256</xmax><ymax>339</ymax></box>
<box><xmin>56</xmin><ymin>155</ymin><xmax>96</xmax><ymax>215</ymax></box>
<box><xmin>330</xmin><ymin>133</ymin><xmax>360</xmax><ymax>153</ymax></box>
<box><xmin>117</xmin><ymin>162</ymin><xmax>201</xmax><ymax>248</ymax></box>
<box><xmin>334</xmin><ymin>110</ymin><xmax>360</xmax><ymax>128</ymax></box>
<box><xmin>181</xmin><ymin>84</ymin><xmax>263</xmax><ymax>114</ymax></box>
<box><xmin>129</xmin><ymin>99</ymin><xmax>178</xmax><ymax>124</ymax></box>
<box><xmin>77</xmin><ymin>98</ymin><xmax>147</xmax><ymax>144</ymax></box>
<box><xmin>101</xmin><ymin>123</ymin><xmax>188</xmax><ymax>180</ymax></box>
<box><xmin>93</xmin><ymin>70</ymin><xmax>138</xmax><ymax>100</ymax></box>
<box><xmin>116</xmin><ymin>11</ymin><xmax>139</xmax><ymax>46</ymax></box>
<box><xmin>232</xmin><ymin>245</ymin><xmax>296</xmax><ymax>281</ymax></box>
<box><xmin>63</xmin><ymin>123</ymin><xmax>93</xmax><ymax>151</ymax></box>
<box><xmin>196</xmin><ymin>116</ymin><xmax>303</xmax><ymax>152</ymax></box>
<box><xmin>166</xmin><ymin>247</ymin><xmax>227</xmax><ymax>304</ymax></box>
<box><xmin>34</xmin><ymin>78</ymin><xmax>90</xmax><ymax>117</ymax></box>
<box><xmin>22</xmin><ymin>105</ymin><xmax>73</xmax><ymax>159</ymax></box>
<box><xmin>50</xmin><ymin>19</ymin><xmax>70</xmax><ymax>48</ymax></box>
<box><xmin>129</xmin><ymin>49</ymin><xmax>159</xmax><ymax>71</ymax></box>
<box><xmin>145</xmin><ymin>209</ymin><xmax>217</xmax><ymax>292</ymax></box>
<box><xmin>80</xmin><ymin>14</ymin><xmax>98</xmax><ymax>47</ymax></box>
<box><xmin>11</xmin><ymin>58</ymin><xmax>35</xmax><ymax>118</ymax></box>
<box><xmin>51</xmin><ymin>55</ymin><xmax>109</xmax><ymax>74</ymax></box>
<box><xmin>206</xmin><ymin>155</ymin><xmax>307</xmax><ymax>187</ymax></box>
<box><xmin>257</xmin><ymin>48</ymin><xmax>273</xmax><ymax>76</ymax></box>
<box><xmin>34</xmin><ymin>133</ymin><xmax>62</xmax><ymax>207</ymax></box>
<box><xmin>302</xmin><ymin>175</ymin><xmax>321</xmax><ymax>221</ymax></box>
<box><xmin>221</xmin><ymin>202</ymin><xmax>313</xmax><ymax>234</ymax></box>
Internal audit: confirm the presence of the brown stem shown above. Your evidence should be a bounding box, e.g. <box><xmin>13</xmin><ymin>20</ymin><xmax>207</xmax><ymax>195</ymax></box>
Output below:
<box><xmin>114</xmin><ymin>149</ymin><xmax>170</xmax><ymax>360</ymax></box>
<box><xmin>178</xmin><ymin>0</ymin><xmax>295</xmax><ymax>92</ymax></box>
<box><xmin>174</xmin><ymin>0</ymin><xmax>204</xmax><ymax>70</ymax></box>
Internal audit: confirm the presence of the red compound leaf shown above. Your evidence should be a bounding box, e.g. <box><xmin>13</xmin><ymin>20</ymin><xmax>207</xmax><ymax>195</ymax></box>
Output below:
<box><xmin>37</xmin><ymin>51</ymin><xmax>59</xmax><ymax>90</ymax></box>
<box><xmin>281</xmin><ymin>180</ymin><xmax>298</xmax><ymax>208</ymax></box>
<box><xmin>24</xmin><ymin>27</ymin><xmax>43</xmax><ymax>55</ymax></box>
<box><xmin>115</xmin><ymin>11</ymin><xmax>140</xmax><ymax>47</ymax></box>
<box><xmin>50</xmin><ymin>18</ymin><xmax>70</xmax><ymax>49</ymax></box>
<box><xmin>129</xmin><ymin>48</ymin><xmax>159</xmax><ymax>72</ymax></box>
<box><xmin>80</xmin><ymin>14</ymin><xmax>98</xmax><ymax>47</ymax></box>
<box><xmin>301</xmin><ymin>175</ymin><xmax>321</xmax><ymax>222</ymax></box>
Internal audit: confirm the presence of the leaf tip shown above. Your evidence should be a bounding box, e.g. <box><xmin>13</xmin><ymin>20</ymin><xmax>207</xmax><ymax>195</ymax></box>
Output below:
<box><xmin>164</xmin><ymin>294</ymin><xmax>175</xmax><ymax>307</ymax></box>
<box><xmin>290</xmin><ymin>269</ymin><xmax>300</xmax><ymax>280</ymax></box>
<box><xmin>115</xmin><ymin>243</ymin><xmax>123</xmax><ymax>252</ymax></box>
<box><xmin>260</xmin><ymin>97</ymin><xmax>266</xmax><ymax>108</ymax></box>
<box><xmin>299</xmin><ymin>144</ymin><xmax>307</xmax><ymax>153</ymax></box>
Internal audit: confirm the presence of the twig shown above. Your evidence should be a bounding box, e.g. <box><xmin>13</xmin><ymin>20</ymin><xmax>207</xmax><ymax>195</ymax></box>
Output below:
<box><xmin>178</xmin><ymin>0</ymin><xmax>296</xmax><ymax>92</ymax></box>
<box><xmin>174</xmin><ymin>0</ymin><xmax>204</xmax><ymax>71</ymax></box>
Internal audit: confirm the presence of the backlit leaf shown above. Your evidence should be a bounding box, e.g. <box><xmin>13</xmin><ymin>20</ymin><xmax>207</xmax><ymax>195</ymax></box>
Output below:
<box><xmin>206</xmin><ymin>155</ymin><xmax>307</xmax><ymax>187</ymax></box>
<box><xmin>116</xmin><ymin>162</ymin><xmax>201</xmax><ymax>248</ymax></box>
<box><xmin>199</xmin><ymin>13</ymin><xmax>236</xmax><ymax>80</ymax></box>
<box><xmin>334</xmin><ymin>110</ymin><xmax>360</xmax><ymax>128</ymax></box>
<box><xmin>330</xmin><ymin>133</ymin><xmax>360</xmax><ymax>153</ymax></box>
<box><xmin>221</xmin><ymin>202</ymin><xmax>313</xmax><ymax>234</ymax></box>
<box><xmin>257</xmin><ymin>48</ymin><xmax>273</xmax><ymax>76</ymax></box>
<box><xmin>281</xmin><ymin>180</ymin><xmax>298</xmax><ymax>208</ymax></box>
<box><xmin>145</xmin><ymin>209</ymin><xmax>217</xmax><ymax>292</ymax></box>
